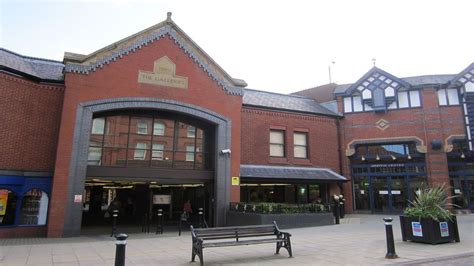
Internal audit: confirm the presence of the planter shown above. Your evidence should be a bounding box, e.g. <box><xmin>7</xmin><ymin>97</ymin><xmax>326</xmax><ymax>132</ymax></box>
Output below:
<box><xmin>226</xmin><ymin>211</ymin><xmax>333</xmax><ymax>229</ymax></box>
<box><xmin>399</xmin><ymin>215</ymin><xmax>460</xmax><ymax>244</ymax></box>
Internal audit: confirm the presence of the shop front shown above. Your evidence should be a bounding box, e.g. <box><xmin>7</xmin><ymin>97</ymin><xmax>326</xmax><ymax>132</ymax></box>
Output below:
<box><xmin>448</xmin><ymin>140</ymin><xmax>474</xmax><ymax>210</ymax></box>
<box><xmin>0</xmin><ymin>175</ymin><xmax>51</xmax><ymax>237</ymax></box>
<box><xmin>239</xmin><ymin>165</ymin><xmax>346</xmax><ymax>206</ymax></box>
<box><xmin>351</xmin><ymin>142</ymin><xmax>427</xmax><ymax>213</ymax></box>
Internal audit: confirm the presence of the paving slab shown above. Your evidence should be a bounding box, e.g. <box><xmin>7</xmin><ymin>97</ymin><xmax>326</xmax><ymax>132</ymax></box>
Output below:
<box><xmin>0</xmin><ymin>214</ymin><xmax>472</xmax><ymax>265</ymax></box>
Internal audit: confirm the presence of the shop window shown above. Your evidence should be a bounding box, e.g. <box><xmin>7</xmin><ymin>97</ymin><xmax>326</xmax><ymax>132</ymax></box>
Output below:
<box><xmin>153</xmin><ymin>122</ymin><xmax>165</xmax><ymax>136</ymax></box>
<box><xmin>152</xmin><ymin>143</ymin><xmax>164</xmax><ymax>160</ymax></box>
<box><xmin>438</xmin><ymin>88</ymin><xmax>460</xmax><ymax>106</ymax></box>
<box><xmin>294</xmin><ymin>132</ymin><xmax>308</xmax><ymax>158</ymax></box>
<box><xmin>137</xmin><ymin>121</ymin><xmax>148</xmax><ymax>135</ymax></box>
<box><xmin>186</xmin><ymin>145</ymin><xmax>195</xmax><ymax>161</ymax></box>
<box><xmin>0</xmin><ymin>189</ymin><xmax>17</xmax><ymax>226</ymax></box>
<box><xmin>187</xmin><ymin>126</ymin><xmax>196</xmax><ymax>138</ymax></box>
<box><xmin>91</xmin><ymin>117</ymin><xmax>105</xmax><ymax>135</ymax></box>
<box><xmin>134</xmin><ymin>143</ymin><xmax>147</xmax><ymax>160</ymax></box>
<box><xmin>19</xmin><ymin>189</ymin><xmax>49</xmax><ymax>226</ymax></box>
<box><xmin>270</xmin><ymin>130</ymin><xmax>285</xmax><ymax>157</ymax></box>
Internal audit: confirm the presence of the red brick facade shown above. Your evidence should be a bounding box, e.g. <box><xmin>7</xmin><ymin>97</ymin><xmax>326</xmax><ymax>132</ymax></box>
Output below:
<box><xmin>241</xmin><ymin>107</ymin><xmax>340</xmax><ymax>172</ymax></box>
<box><xmin>337</xmin><ymin>87</ymin><xmax>466</xmax><ymax>212</ymax></box>
<box><xmin>1</xmin><ymin>20</ymin><xmax>472</xmax><ymax>238</ymax></box>
<box><xmin>48</xmin><ymin>36</ymin><xmax>243</xmax><ymax>237</ymax></box>
<box><xmin>0</xmin><ymin>73</ymin><xmax>64</xmax><ymax>172</ymax></box>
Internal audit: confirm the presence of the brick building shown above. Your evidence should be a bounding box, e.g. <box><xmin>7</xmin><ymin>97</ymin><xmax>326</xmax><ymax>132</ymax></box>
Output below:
<box><xmin>0</xmin><ymin>14</ymin><xmax>472</xmax><ymax>237</ymax></box>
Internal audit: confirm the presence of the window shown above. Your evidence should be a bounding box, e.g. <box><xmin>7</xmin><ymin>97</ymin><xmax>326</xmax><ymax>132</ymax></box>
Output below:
<box><xmin>353</xmin><ymin>96</ymin><xmax>363</xmax><ymax>112</ymax></box>
<box><xmin>398</xmin><ymin>91</ymin><xmax>409</xmax><ymax>108</ymax></box>
<box><xmin>134</xmin><ymin>143</ymin><xmax>147</xmax><ymax>160</ymax></box>
<box><xmin>186</xmin><ymin>145</ymin><xmax>195</xmax><ymax>161</ymax></box>
<box><xmin>187</xmin><ymin>126</ymin><xmax>196</xmax><ymax>138</ymax></box>
<box><xmin>153</xmin><ymin>122</ymin><xmax>165</xmax><ymax>136</ymax></box>
<box><xmin>0</xmin><ymin>189</ymin><xmax>17</xmax><ymax>226</ymax></box>
<box><xmin>438</xmin><ymin>88</ymin><xmax>460</xmax><ymax>106</ymax></box>
<box><xmin>152</xmin><ymin>143</ymin><xmax>164</xmax><ymax>160</ymax></box>
<box><xmin>344</xmin><ymin>97</ymin><xmax>352</xmax><ymax>113</ymax></box>
<box><xmin>294</xmin><ymin>132</ymin><xmax>308</xmax><ymax>158</ymax></box>
<box><xmin>19</xmin><ymin>189</ymin><xmax>49</xmax><ymax>225</ymax></box>
<box><xmin>270</xmin><ymin>130</ymin><xmax>285</xmax><ymax>157</ymax></box>
<box><xmin>137</xmin><ymin>121</ymin><xmax>148</xmax><ymax>135</ymax></box>
<box><xmin>409</xmin><ymin>90</ymin><xmax>421</xmax><ymax>107</ymax></box>
<box><xmin>87</xmin><ymin>146</ymin><xmax>102</xmax><ymax>165</ymax></box>
<box><xmin>91</xmin><ymin>118</ymin><xmax>105</xmax><ymax>134</ymax></box>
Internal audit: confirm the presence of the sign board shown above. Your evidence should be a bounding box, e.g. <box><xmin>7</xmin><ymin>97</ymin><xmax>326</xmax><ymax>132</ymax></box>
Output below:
<box><xmin>439</xmin><ymin>222</ymin><xmax>449</xmax><ymax>237</ymax></box>
<box><xmin>454</xmin><ymin>189</ymin><xmax>461</xmax><ymax>194</ymax></box>
<box><xmin>379</xmin><ymin>190</ymin><xmax>388</xmax><ymax>195</ymax></box>
<box><xmin>0</xmin><ymin>190</ymin><xmax>8</xmax><ymax>215</ymax></box>
<box><xmin>232</xmin><ymin>177</ymin><xmax>240</xmax><ymax>186</ymax></box>
<box><xmin>360</xmin><ymin>190</ymin><xmax>365</xmax><ymax>195</ymax></box>
<box><xmin>411</xmin><ymin>222</ymin><xmax>423</xmax><ymax>237</ymax></box>
<box><xmin>74</xmin><ymin>194</ymin><xmax>83</xmax><ymax>203</ymax></box>
<box><xmin>153</xmin><ymin>195</ymin><xmax>171</xmax><ymax>204</ymax></box>
<box><xmin>138</xmin><ymin>56</ymin><xmax>188</xmax><ymax>89</ymax></box>
<box><xmin>391</xmin><ymin>190</ymin><xmax>401</xmax><ymax>195</ymax></box>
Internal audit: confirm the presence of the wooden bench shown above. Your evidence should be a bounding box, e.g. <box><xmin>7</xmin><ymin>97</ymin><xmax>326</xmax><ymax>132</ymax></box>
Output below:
<box><xmin>190</xmin><ymin>221</ymin><xmax>292</xmax><ymax>265</ymax></box>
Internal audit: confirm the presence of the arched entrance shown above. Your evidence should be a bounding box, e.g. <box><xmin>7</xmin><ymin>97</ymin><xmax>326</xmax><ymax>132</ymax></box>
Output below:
<box><xmin>62</xmin><ymin>98</ymin><xmax>231</xmax><ymax>237</ymax></box>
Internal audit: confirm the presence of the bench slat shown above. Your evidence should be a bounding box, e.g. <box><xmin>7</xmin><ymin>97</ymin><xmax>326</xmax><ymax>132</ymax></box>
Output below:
<box><xmin>199</xmin><ymin>232</ymin><xmax>276</xmax><ymax>241</ymax></box>
<box><xmin>202</xmin><ymin>238</ymin><xmax>285</xmax><ymax>248</ymax></box>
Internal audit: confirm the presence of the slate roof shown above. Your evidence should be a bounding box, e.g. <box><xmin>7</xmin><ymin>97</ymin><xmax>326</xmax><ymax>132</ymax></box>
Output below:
<box><xmin>0</xmin><ymin>48</ymin><xmax>64</xmax><ymax>81</ymax></box>
<box><xmin>291</xmin><ymin>83</ymin><xmax>337</xmax><ymax>103</ymax></box>
<box><xmin>240</xmin><ymin>164</ymin><xmax>347</xmax><ymax>182</ymax></box>
<box><xmin>243</xmin><ymin>89</ymin><xmax>340</xmax><ymax>117</ymax></box>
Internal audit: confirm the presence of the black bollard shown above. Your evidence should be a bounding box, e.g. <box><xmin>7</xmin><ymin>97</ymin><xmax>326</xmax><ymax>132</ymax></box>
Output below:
<box><xmin>114</xmin><ymin>233</ymin><xmax>128</xmax><ymax>266</ymax></box>
<box><xmin>339</xmin><ymin>197</ymin><xmax>345</xmax><ymax>219</ymax></box>
<box><xmin>333</xmin><ymin>195</ymin><xmax>340</xmax><ymax>224</ymax></box>
<box><xmin>383</xmin><ymin>217</ymin><xmax>398</xmax><ymax>259</ymax></box>
<box><xmin>156</xmin><ymin>209</ymin><xmax>163</xmax><ymax>234</ymax></box>
<box><xmin>111</xmin><ymin>210</ymin><xmax>119</xmax><ymax>237</ymax></box>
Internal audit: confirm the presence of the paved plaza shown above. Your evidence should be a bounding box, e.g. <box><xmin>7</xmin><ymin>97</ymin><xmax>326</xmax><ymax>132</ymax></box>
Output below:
<box><xmin>0</xmin><ymin>214</ymin><xmax>473</xmax><ymax>265</ymax></box>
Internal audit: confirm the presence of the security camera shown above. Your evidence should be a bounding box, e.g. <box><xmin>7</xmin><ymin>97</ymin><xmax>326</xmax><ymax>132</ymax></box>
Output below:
<box><xmin>221</xmin><ymin>149</ymin><xmax>231</xmax><ymax>154</ymax></box>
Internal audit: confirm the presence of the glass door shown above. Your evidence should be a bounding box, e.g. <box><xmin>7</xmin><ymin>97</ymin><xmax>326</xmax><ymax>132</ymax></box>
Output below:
<box><xmin>354</xmin><ymin>177</ymin><xmax>370</xmax><ymax>211</ymax></box>
<box><xmin>371</xmin><ymin>176</ymin><xmax>389</xmax><ymax>213</ymax></box>
<box><xmin>390</xmin><ymin>176</ymin><xmax>406</xmax><ymax>212</ymax></box>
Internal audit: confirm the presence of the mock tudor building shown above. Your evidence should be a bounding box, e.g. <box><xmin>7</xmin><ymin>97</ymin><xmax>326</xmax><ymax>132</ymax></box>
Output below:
<box><xmin>0</xmin><ymin>14</ymin><xmax>473</xmax><ymax>238</ymax></box>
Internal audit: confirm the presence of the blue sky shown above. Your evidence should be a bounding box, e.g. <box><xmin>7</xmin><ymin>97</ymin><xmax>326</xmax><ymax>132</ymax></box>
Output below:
<box><xmin>1</xmin><ymin>0</ymin><xmax>473</xmax><ymax>93</ymax></box>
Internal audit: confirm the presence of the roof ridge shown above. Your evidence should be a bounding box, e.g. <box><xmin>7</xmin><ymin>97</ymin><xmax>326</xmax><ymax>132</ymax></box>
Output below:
<box><xmin>0</xmin><ymin>48</ymin><xmax>63</xmax><ymax>65</ymax></box>
<box><xmin>244</xmin><ymin>88</ymin><xmax>318</xmax><ymax>101</ymax></box>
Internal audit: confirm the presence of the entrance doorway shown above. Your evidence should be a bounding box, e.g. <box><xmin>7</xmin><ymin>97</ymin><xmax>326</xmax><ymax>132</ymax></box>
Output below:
<box><xmin>81</xmin><ymin>179</ymin><xmax>213</xmax><ymax>232</ymax></box>
<box><xmin>352</xmin><ymin>164</ymin><xmax>426</xmax><ymax>213</ymax></box>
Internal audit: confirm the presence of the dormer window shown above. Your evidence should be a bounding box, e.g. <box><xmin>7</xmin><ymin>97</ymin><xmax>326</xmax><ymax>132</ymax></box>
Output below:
<box><xmin>342</xmin><ymin>67</ymin><xmax>421</xmax><ymax>113</ymax></box>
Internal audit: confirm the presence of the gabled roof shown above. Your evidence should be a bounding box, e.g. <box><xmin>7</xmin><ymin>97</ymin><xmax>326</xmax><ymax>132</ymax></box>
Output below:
<box><xmin>450</xmin><ymin>63</ymin><xmax>474</xmax><ymax>86</ymax></box>
<box><xmin>337</xmin><ymin>67</ymin><xmax>411</xmax><ymax>96</ymax></box>
<box><xmin>291</xmin><ymin>83</ymin><xmax>337</xmax><ymax>103</ymax></box>
<box><xmin>63</xmin><ymin>12</ymin><xmax>246</xmax><ymax>95</ymax></box>
<box><xmin>240</xmin><ymin>164</ymin><xmax>347</xmax><ymax>182</ymax></box>
<box><xmin>0</xmin><ymin>48</ymin><xmax>64</xmax><ymax>82</ymax></box>
<box><xmin>243</xmin><ymin>89</ymin><xmax>340</xmax><ymax>117</ymax></box>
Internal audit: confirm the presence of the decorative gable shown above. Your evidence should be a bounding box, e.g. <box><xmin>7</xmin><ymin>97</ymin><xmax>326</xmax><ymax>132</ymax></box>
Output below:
<box><xmin>346</xmin><ymin>67</ymin><xmax>411</xmax><ymax>112</ymax></box>
<box><xmin>63</xmin><ymin>13</ymin><xmax>245</xmax><ymax>96</ymax></box>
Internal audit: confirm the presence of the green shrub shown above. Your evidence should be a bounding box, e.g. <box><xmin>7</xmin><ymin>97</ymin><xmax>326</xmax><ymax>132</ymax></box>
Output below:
<box><xmin>231</xmin><ymin>202</ymin><xmax>329</xmax><ymax>214</ymax></box>
<box><xmin>404</xmin><ymin>184</ymin><xmax>455</xmax><ymax>221</ymax></box>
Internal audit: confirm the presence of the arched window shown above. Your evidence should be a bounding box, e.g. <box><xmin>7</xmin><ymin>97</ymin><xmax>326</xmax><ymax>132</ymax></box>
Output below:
<box><xmin>0</xmin><ymin>189</ymin><xmax>17</xmax><ymax>226</ymax></box>
<box><xmin>19</xmin><ymin>189</ymin><xmax>49</xmax><ymax>225</ymax></box>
